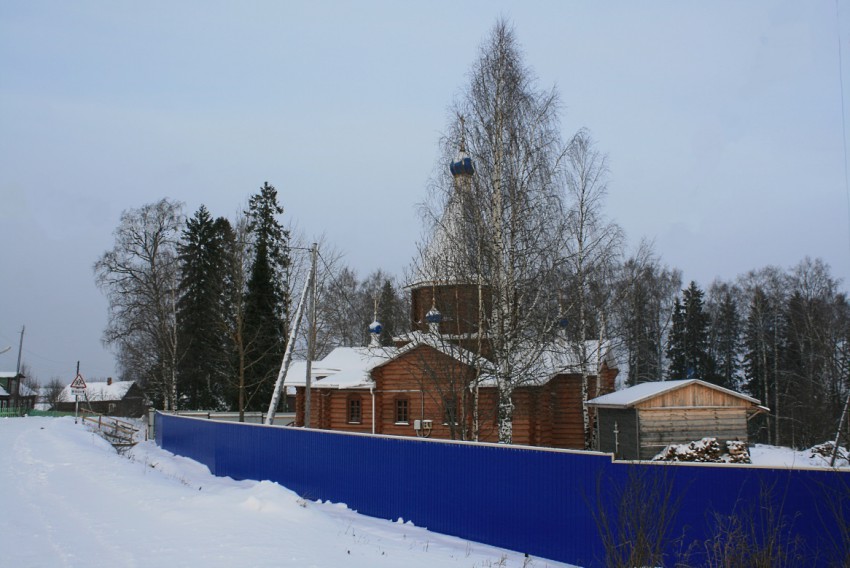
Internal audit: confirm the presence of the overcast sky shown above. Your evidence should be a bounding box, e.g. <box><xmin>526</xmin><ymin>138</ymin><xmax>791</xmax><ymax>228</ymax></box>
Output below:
<box><xmin>2</xmin><ymin>1</ymin><xmax>849</xmax><ymax>384</ymax></box>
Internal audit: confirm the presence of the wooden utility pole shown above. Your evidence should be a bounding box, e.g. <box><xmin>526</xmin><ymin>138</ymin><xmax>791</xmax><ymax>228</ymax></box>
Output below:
<box><xmin>74</xmin><ymin>361</ymin><xmax>80</xmax><ymax>424</ymax></box>
<box><xmin>304</xmin><ymin>243</ymin><xmax>318</xmax><ymax>429</ymax></box>
<box><xmin>15</xmin><ymin>325</ymin><xmax>25</xmax><ymax>375</ymax></box>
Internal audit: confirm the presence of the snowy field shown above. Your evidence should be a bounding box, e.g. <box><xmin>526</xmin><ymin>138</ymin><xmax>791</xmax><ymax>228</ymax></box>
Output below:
<box><xmin>0</xmin><ymin>417</ymin><xmax>573</xmax><ymax>568</ymax></box>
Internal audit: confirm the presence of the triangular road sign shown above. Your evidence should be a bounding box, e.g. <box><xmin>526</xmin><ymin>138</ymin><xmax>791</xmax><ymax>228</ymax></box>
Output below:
<box><xmin>70</xmin><ymin>374</ymin><xmax>87</xmax><ymax>390</ymax></box>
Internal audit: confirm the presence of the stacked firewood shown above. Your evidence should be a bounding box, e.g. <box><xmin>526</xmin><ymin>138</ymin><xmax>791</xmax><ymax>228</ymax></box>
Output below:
<box><xmin>809</xmin><ymin>441</ymin><xmax>847</xmax><ymax>463</ymax></box>
<box><xmin>724</xmin><ymin>440</ymin><xmax>751</xmax><ymax>463</ymax></box>
<box><xmin>653</xmin><ymin>437</ymin><xmax>751</xmax><ymax>464</ymax></box>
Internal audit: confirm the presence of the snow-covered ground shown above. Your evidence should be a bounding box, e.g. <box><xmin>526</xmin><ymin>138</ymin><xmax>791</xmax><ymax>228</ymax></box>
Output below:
<box><xmin>0</xmin><ymin>416</ymin><xmax>571</xmax><ymax>568</ymax></box>
<box><xmin>748</xmin><ymin>442</ymin><xmax>850</xmax><ymax>469</ymax></box>
<box><xmin>4</xmin><ymin>416</ymin><xmax>842</xmax><ymax>568</ymax></box>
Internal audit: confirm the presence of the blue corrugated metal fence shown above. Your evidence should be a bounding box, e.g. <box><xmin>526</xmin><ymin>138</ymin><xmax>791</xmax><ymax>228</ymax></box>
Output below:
<box><xmin>156</xmin><ymin>412</ymin><xmax>850</xmax><ymax>567</ymax></box>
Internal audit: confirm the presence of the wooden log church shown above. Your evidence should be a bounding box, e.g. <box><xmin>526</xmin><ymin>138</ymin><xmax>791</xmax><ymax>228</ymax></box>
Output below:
<box><xmin>287</xmin><ymin>141</ymin><xmax>617</xmax><ymax>449</ymax></box>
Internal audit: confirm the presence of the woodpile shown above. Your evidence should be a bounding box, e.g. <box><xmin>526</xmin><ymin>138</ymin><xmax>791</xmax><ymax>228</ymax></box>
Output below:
<box><xmin>809</xmin><ymin>441</ymin><xmax>848</xmax><ymax>463</ymax></box>
<box><xmin>652</xmin><ymin>437</ymin><xmax>751</xmax><ymax>464</ymax></box>
<box><xmin>725</xmin><ymin>440</ymin><xmax>750</xmax><ymax>463</ymax></box>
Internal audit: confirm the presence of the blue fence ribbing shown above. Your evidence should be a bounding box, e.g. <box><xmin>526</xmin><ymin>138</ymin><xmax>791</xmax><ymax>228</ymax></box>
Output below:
<box><xmin>156</xmin><ymin>412</ymin><xmax>850</xmax><ymax>567</ymax></box>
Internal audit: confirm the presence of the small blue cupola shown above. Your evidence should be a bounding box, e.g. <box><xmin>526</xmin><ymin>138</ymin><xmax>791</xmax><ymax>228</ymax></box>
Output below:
<box><xmin>368</xmin><ymin>320</ymin><xmax>383</xmax><ymax>347</ymax></box>
<box><xmin>450</xmin><ymin>116</ymin><xmax>474</xmax><ymax>178</ymax></box>
<box><xmin>425</xmin><ymin>304</ymin><xmax>443</xmax><ymax>335</ymax></box>
<box><xmin>450</xmin><ymin>151</ymin><xmax>475</xmax><ymax>177</ymax></box>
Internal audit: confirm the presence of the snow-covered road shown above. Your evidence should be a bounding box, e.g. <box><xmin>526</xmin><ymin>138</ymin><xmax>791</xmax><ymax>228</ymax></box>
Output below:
<box><xmin>0</xmin><ymin>417</ymin><xmax>570</xmax><ymax>568</ymax></box>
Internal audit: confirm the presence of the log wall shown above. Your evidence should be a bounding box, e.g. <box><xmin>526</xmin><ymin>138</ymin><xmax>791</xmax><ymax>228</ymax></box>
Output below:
<box><xmin>293</xmin><ymin>347</ymin><xmax>618</xmax><ymax>451</ymax></box>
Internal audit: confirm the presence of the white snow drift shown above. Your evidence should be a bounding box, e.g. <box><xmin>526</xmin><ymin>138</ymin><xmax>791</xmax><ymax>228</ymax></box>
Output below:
<box><xmin>0</xmin><ymin>417</ymin><xmax>571</xmax><ymax>568</ymax></box>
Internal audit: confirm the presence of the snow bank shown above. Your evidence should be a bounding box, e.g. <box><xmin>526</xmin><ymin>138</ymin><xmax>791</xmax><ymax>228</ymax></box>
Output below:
<box><xmin>0</xmin><ymin>416</ymin><xmax>572</xmax><ymax>567</ymax></box>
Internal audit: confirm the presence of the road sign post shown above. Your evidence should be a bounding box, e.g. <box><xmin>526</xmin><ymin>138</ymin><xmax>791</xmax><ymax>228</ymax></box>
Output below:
<box><xmin>70</xmin><ymin>373</ymin><xmax>87</xmax><ymax>423</ymax></box>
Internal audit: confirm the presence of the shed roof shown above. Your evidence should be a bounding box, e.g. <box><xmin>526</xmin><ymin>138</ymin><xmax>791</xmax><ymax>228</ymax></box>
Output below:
<box><xmin>586</xmin><ymin>379</ymin><xmax>761</xmax><ymax>408</ymax></box>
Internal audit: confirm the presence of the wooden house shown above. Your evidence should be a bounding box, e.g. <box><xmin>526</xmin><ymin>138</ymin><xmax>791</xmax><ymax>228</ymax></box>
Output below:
<box><xmin>287</xmin><ymin>332</ymin><xmax>617</xmax><ymax>449</ymax></box>
<box><xmin>0</xmin><ymin>371</ymin><xmax>37</xmax><ymax>412</ymax></box>
<box><xmin>55</xmin><ymin>378</ymin><xmax>147</xmax><ymax>417</ymax></box>
<box><xmin>587</xmin><ymin>380</ymin><xmax>768</xmax><ymax>460</ymax></box>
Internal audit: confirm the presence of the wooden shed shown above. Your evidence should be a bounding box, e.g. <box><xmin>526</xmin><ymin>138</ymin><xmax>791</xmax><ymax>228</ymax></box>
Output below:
<box><xmin>587</xmin><ymin>380</ymin><xmax>767</xmax><ymax>460</ymax></box>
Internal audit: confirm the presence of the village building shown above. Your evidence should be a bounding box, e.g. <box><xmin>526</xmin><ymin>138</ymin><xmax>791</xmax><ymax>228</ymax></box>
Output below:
<box><xmin>0</xmin><ymin>371</ymin><xmax>37</xmax><ymax>412</ymax></box>
<box><xmin>287</xmin><ymin>142</ymin><xmax>617</xmax><ymax>449</ymax></box>
<box><xmin>587</xmin><ymin>379</ymin><xmax>768</xmax><ymax>460</ymax></box>
<box><xmin>55</xmin><ymin>378</ymin><xmax>147</xmax><ymax>417</ymax></box>
<box><xmin>287</xmin><ymin>335</ymin><xmax>616</xmax><ymax>448</ymax></box>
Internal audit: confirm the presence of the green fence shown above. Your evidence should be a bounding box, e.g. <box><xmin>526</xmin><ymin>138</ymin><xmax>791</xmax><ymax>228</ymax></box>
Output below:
<box><xmin>29</xmin><ymin>410</ymin><xmax>76</xmax><ymax>417</ymax></box>
<box><xmin>0</xmin><ymin>408</ymin><xmax>75</xmax><ymax>418</ymax></box>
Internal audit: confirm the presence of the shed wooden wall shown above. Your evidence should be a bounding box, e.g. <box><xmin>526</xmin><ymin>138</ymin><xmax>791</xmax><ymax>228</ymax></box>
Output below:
<box><xmin>636</xmin><ymin>383</ymin><xmax>751</xmax><ymax>409</ymax></box>
<box><xmin>637</xmin><ymin>407</ymin><xmax>749</xmax><ymax>460</ymax></box>
<box><xmin>597</xmin><ymin>408</ymin><xmax>639</xmax><ymax>460</ymax></box>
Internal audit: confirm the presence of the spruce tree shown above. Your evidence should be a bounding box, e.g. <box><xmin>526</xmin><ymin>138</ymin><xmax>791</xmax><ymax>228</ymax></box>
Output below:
<box><xmin>666</xmin><ymin>296</ymin><xmax>687</xmax><ymax>379</ymax></box>
<box><xmin>709</xmin><ymin>289</ymin><xmax>741</xmax><ymax>388</ymax></box>
<box><xmin>667</xmin><ymin>281</ymin><xmax>715</xmax><ymax>381</ymax></box>
<box><xmin>377</xmin><ymin>278</ymin><xmax>406</xmax><ymax>346</ymax></box>
<box><xmin>177</xmin><ymin>206</ymin><xmax>233</xmax><ymax>409</ymax></box>
<box><xmin>242</xmin><ymin>182</ymin><xmax>291</xmax><ymax>412</ymax></box>
<box><xmin>622</xmin><ymin>270</ymin><xmax>657</xmax><ymax>386</ymax></box>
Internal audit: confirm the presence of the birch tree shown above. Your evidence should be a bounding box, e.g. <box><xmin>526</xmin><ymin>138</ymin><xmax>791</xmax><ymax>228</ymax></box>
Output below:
<box><xmin>561</xmin><ymin>129</ymin><xmax>623</xmax><ymax>447</ymax></box>
<box><xmin>425</xmin><ymin>20</ymin><xmax>567</xmax><ymax>444</ymax></box>
<box><xmin>739</xmin><ymin>266</ymin><xmax>787</xmax><ymax>445</ymax></box>
<box><xmin>94</xmin><ymin>198</ymin><xmax>184</xmax><ymax>410</ymax></box>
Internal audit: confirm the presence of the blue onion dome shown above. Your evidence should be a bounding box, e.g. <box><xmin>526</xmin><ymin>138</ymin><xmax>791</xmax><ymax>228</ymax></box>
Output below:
<box><xmin>450</xmin><ymin>150</ymin><xmax>475</xmax><ymax>177</ymax></box>
<box><xmin>368</xmin><ymin>320</ymin><xmax>383</xmax><ymax>335</ymax></box>
<box><xmin>558</xmin><ymin>316</ymin><xmax>569</xmax><ymax>329</ymax></box>
<box><xmin>425</xmin><ymin>306</ymin><xmax>443</xmax><ymax>324</ymax></box>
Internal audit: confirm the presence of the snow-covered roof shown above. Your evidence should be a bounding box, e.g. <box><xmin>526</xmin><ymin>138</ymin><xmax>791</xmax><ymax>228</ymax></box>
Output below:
<box><xmin>387</xmin><ymin>331</ymin><xmax>493</xmax><ymax>372</ymax></box>
<box><xmin>586</xmin><ymin>379</ymin><xmax>761</xmax><ymax>408</ymax></box>
<box><xmin>285</xmin><ymin>335</ymin><xmax>495</xmax><ymax>391</ymax></box>
<box><xmin>0</xmin><ymin>372</ymin><xmax>35</xmax><ymax>397</ymax></box>
<box><xmin>285</xmin><ymin>347</ymin><xmax>398</xmax><ymax>389</ymax></box>
<box><xmin>285</xmin><ymin>335</ymin><xmax>617</xmax><ymax>392</ymax></box>
<box><xmin>473</xmin><ymin>339</ymin><xmax>617</xmax><ymax>387</ymax></box>
<box><xmin>60</xmin><ymin>381</ymin><xmax>136</xmax><ymax>402</ymax></box>
<box><xmin>542</xmin><ymin>338</ymin><xmax>617</xmax><ymax>375</ymax></box>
